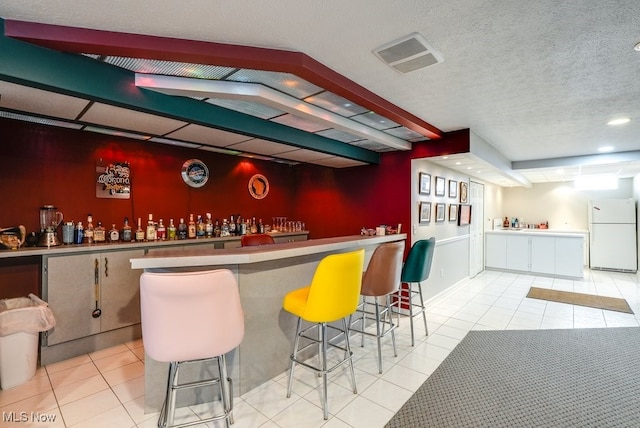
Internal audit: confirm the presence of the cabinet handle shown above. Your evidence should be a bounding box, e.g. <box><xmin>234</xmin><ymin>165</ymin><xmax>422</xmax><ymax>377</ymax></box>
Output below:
<box><xmin>104</xmin><ymin>257</ymin><xmax>108</xmax><ymax>277</ymax></box>
<box><xmin>94</xmin><ymin>259</ymin><xmax>99</xmax><ymax>285</ymax></box>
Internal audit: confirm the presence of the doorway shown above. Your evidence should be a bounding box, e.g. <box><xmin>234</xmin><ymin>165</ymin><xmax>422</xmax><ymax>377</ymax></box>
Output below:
<box><xmin>469</xmin><ymin>181</ymin><xmax>484</xmax><ymax>277</ymax></box>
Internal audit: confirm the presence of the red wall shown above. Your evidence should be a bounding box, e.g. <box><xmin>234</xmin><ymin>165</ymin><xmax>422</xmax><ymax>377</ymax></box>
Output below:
<box><xmin>0</xmin><ymin>118</ymin><xmax>470</xmax><ymax>241</ymax></box>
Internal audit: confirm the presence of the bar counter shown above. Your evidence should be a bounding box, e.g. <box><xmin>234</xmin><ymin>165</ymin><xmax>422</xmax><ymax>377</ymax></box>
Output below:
<box><xmin>129</xmin><ymin>233</ymin><xmax>407</xmax><ymax>412</ymax></box>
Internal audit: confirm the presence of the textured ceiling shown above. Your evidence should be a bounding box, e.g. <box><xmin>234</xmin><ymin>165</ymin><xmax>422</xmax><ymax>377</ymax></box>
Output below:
<box><xmin>1</xmin><ymin>0</ymin><xmax>639</xmax><ymax>185</ymax></box>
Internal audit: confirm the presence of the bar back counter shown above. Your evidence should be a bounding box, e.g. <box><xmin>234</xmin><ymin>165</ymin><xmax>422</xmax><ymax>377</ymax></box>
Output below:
<box><xmin>129</xmin><ymin>233</ymin><xmax>407</xmax><ymax>412</ymax></box>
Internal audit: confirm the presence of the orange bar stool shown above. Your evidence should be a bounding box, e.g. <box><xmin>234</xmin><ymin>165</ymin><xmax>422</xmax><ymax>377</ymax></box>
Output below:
<box><xmin>140</xmin><ymin>269</ymin><xmax>244</xmax><ymax>428</ymax></box>
<box><xmin>240</xmin><ymin>233</ymin><xmax>275</xmax><ymax>246</ymax></box>
<box><xmin>283</xmin><ymin>249</ymin><xmax>365</xmax><ymax>420</ymax></box>
<box><xmin>351</xmin><ymin>241</ymin><xmax>405</xmax><ymax>373</ymax></box>
<box><xmin>397</xmin><ymin>238</ymin><xmax>436</xmax><ymax>346</ymax></box>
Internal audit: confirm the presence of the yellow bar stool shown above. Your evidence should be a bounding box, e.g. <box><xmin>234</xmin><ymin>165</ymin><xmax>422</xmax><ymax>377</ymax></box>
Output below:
<box><xmin>140</xmin><ymin>269</ymin><xmax>244</xmax><ymax>428</ymax></box>
<box><xmin>351</xmin><ymin>241</ymin><xmax>405</xmax><ymax>373</ymax></box>
<box><xmin>397</xmin><ymin>237</ymin><xmax>436</xmax><ymax>346</ymax></box>
<box><xmin>283</xmin><ymin>249</ymin><xmax>365</xmax><ymax>420</ymax></box>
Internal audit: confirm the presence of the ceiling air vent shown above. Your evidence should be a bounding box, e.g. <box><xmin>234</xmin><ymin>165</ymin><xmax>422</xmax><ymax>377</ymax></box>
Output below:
<box><xmin>373</xmin><ymin>33</ymin><xmax>443</xmax><ymax>73</ymax></box>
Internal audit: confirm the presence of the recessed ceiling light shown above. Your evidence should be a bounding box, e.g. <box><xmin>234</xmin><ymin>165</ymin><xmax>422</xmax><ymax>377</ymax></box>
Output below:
<box><xmin>556</xmin><ymin>169</ymin><xmax>564</xmax><ymax>175</ymax></box>
<box><xmin>466</xmin><ymin>166</ymin><xmax>472</xmax><ymax>170</ymax></box>
<box><xmin>607</xmin><ymin>118</ymin><xmax>630</xmax><ymax>126</ymax></box>
<box><xmin>598</xmin><ymin>146</ymin><xmax>615</xmax><ymax>153</ymax></box>
<box><xmin>442</xmin><ymin>156</ymin><xmax>448</xmax><ymax>160</ymax></box>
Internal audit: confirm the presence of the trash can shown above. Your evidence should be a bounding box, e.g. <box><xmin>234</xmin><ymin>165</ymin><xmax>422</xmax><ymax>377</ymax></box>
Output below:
<box><xmin>0</xmin><ymin>294</ymin><xmax>55</xmax><ymax>389</ymax></box>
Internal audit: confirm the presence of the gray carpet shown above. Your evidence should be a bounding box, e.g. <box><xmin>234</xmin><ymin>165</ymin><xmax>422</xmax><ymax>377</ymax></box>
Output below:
<box><xmin>386</xmin><ymin>328</ymin><xmax>640</xmax><ymax>427</ymax></box>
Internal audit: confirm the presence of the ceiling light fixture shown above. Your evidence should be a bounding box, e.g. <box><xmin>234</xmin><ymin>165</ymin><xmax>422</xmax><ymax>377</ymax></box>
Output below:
<box><xmin>634</xmin><ymin>41</ymin><xmax>640</xmax><ymax>51</ymax></box>
<box><xmin>607</xmin><ymin>118</ymin><xmax>630</xmax><ymax>126</ymax></box>
<box><xmin>598</xmin><ymin>146</ymin><xmax>615</xmax><ymax>153</ymax></box>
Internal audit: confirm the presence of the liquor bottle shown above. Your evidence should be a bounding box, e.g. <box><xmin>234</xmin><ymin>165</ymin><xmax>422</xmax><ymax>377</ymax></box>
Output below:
<box><xmin>205</xmin><ymin>213</ymin><xmax>213</xmax><ymax>238</ymax></box>
<box><xmin>239</xmin><ymin>217</ymin><xmax>247</xmax><ymax>236</ymax></box>
<box><xmin>84</xmin><ymin>215</ymin><xmax>94</xmax><ymax>244</ymax></box>
<box><xmin>258</xmin><ymin>218</ymin><xmax>265</xmax><ymax>234</ymax></box>
<box><xmin>188</xmin><ymin>214</ymin><xmax>196</xmax><ymax>239</ymax></box>
<box><xmin>135</xmin><ymin>217</ymin><xmax>145</xmax><ymax>242</ymax></box>
<box><xmin>214</xmin><ymin>219</ymin><xmax>221</xmax><ymax>237</ymax></box>
<box><xmin>108</xmin><ymin>224</ymin><xmax>120</xmax><ymax>242</ymax></box>
<box><xmin>146</xmin><ymin>214</ymin><xmax>157</xmax><ymax>241</ymax></box>
<box><xmin>178</xmin><ymin>218</ymin><xmax>188</xmax><ymax>240</ymax></box>
<box><xmin>167</xmin><ymin>218</ymin><xmax>177</xmax><ymax>240</ymax></box>
<box><xmin>74</xmin><ymin>221</ymin><xmax>84</xmax><ymax>244</ymax></box>
<box><xmin>221</xmin><ymin>219</ymin><xmax>230</xmax><ymax>237</ymax></box>
<box><xmin>229</xmin><ymin>215</ymin><xmax>236</xmax><ymax>236</ymax></box>
<box><xmin>121</xmin><ymin>217</ymin><xmax>132</xmax><ymax>242</ymax></box>
<box><xmin>196</xmin><ymin>215</ymin><xmax>205</xmax><ymax>238</ymax></box>
<box><xmin>157</xmin><ymin>218</ymin><xmax>167</xmax><ymax>240</ymax></box>
<box><xmin>94</xmin><ymin>221</ymin><xmax>106</xmax><ymax>243</ymax></box>
<box><xmin>250</xmin><ymin>216</ymin><xmax>258</xmax><ymax>234</ymax></box>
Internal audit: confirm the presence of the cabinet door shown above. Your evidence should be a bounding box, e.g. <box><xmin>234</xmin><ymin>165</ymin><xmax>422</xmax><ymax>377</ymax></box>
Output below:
<box><xmin>46</xmin><ymin>254</ymin><xmax>101</xmax><ymax>345</ymax></box>
<box><xmin>506</xmin><ymin>235</ymin><xmax>530</xmax><ymax>271</ymax></box>
<box><xmin>530</xmin><ymin>236</ymin><xmax>555</xmax><ymax>275</ymax></box>
<box><xmin>555</xmin><ymin>237</ymin><xmax>584</xmax><ymax>278</ymax></box>
<box><xmin>100</xmin><ymin>249</ymin><xmax>145</xmax><ymax>332</ymax></box>
<box><xmin>485</xmin><ymin>234</ymin><xmax>507</xmax><ymax>269</ymax></box>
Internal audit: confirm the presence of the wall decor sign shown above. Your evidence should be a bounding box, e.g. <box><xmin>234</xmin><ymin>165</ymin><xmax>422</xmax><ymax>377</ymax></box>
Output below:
<box><xmin>449</xmin><ymin>180</ymin><xmax>458</xmax><ymax>198</ymax></box>
<box><xmin>96</xmin><ymin>161</ymin><xmax>131</xmax><ymax>199</ymax></box>
<box><xmin>248</xmin><ymin>174</ymin><xmax>269</xmax><ymax>199</ymax></box>
<box><xmin>419</xmin><ymin>202</ymin><xmax>431</xmax><ymax>223</ymax></box>
<box><xmin>181</xmin><ymin>159</ymin><xmax>209</xmax><ymax>188</ymax></box>
<box><xmin>435</xmin><ymin>176</ymin><xmax>445</xmax><ymax>196</ymax></box>
<box><xmin>459</xmin><ymin>182</ymin><xmax>468</xmax><ymax>203</ymax></box>
<box><xmin>449</xmin><ymin>204</ymin><xmax>458</xmax><ymax>222</ymax></box>
<box><xmin>436</xmin><ymin>203</ymin><xmax>446</xmax><ymax>222</ymax></box>
<box><xmin>419</xmin><ymin>172</ymin><xmax>431</xmax><ymax>195</ymax></box>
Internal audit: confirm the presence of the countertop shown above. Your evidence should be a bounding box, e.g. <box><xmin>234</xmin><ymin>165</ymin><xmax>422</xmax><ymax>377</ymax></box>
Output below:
<box><xmin>486</xmin><ymin>229</ymin><xmax>587</xmax><ymax>238</ymax></box>
<box><xmin>130</xmin><ymin>234</ymin><xmax>407</xmax><ymax>269</ymax></box>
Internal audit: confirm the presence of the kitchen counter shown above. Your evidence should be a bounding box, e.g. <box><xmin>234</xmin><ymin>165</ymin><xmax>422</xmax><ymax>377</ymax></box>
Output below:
<box><xmin>131</xmin><ymin>233</ymin><xmax>407</xmax><ymax>412</ymax></box>
<box><xmin>487</xmin><ymin>229</ymin><xmax>588</xmax><ymax>237</ymax></box>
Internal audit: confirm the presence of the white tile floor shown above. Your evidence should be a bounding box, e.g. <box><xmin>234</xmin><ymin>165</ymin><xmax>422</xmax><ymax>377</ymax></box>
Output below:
<box><xmin>2</xmin><ymin>269</ymin><xmax>640</xmax><ymax>427</ymax></box>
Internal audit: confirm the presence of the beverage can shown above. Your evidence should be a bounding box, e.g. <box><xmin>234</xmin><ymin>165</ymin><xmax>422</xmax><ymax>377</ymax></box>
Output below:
<box><xmin>62</xmin><ymin>222</ymin><xmax>74</xmax><ymax>244</ymax></box>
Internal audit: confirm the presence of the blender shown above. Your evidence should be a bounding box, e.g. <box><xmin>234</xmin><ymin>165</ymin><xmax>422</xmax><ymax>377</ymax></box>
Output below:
<box><xmin>38</xmin><ymin>205</ymin><xmax>64</xmax><ymax>247</ymax></box>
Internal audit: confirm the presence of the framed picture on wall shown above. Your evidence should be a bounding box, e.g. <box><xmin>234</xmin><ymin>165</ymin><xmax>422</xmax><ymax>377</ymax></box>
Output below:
<box><xmin>435</xmin><ymin>176</ymin><xmax>445</xmax><ymax>196</ymax></box>
<box><xmin>419</xmin><ymin>172</ymin><xmax>431</xmax><ymax>195</ymax></box>
<box><xmin>449</xmin><ymin>180</ymin><xmax>457</xmax><ymax>198</ymax></box>
<box><xmin>436</xmin><ymin>203</ymin><xmax>446</xmax><ymax>222</ymax></box>
<box><xmin>419</xmin><ymin>202</ymin><xmax>431</xmax><ymax>223</ymax></box>
<box><xmin>449</xmin><ymin>204</ymin><xmax>458</xmax><ymax>222</ymax></box>
<box><xmin>459</xmin><ymin>182</ymin><xmax>468</xmax><ymax>203</ymax></box>
<box><xmin>458</xmin><ymin>204</ymin><xmax>472</xmax><ymax>226</ymax></box>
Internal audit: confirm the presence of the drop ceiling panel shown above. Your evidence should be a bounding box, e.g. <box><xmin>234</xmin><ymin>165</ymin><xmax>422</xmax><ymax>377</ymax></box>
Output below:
<box><xmin>274</xmin><ymin>149</ymin><xmax>334</xmax><ymax>162</ymax></box>
<box><xmin>80</xmin><ymin>103</ymin><xmax>188</xmax><ymax>135</ymax></box>
<box><xmin>205</xmin><ymin>98</ymin><xmax>284</xmax><ymax>119</ymax></box>
<box><xmin>103</xmin><ymin>57</ymin><xmax>236</xmax><ymax>79</ymax></box>
<box><xmin>227</xmin><ymin>138</ymin><xmax>298</xmax><ymax>155</ymax></box>
<box><xmin>351</xmin><ymin>111</ymin><xmax>400</xmax><ymax>130</ymax></box>
<box><xmin>0</xmin><ymin>81</ymin><xmax>89</xmax><ymax>120</ymax></box>
<box><xmin>165</xmin><ymin>123</ymin><xmax>250</xmax><ymax>147</ymax></box>
<box><xmin>227</xmin><ymin>70</ymin><xmax>323</xmax><ymax>98</ymax></box>
<box><xmin>304</xmin><ymin>91</ymin><xmax>369</xmax><ymax>117</ymax></box>
<box><xmin>0</xmin><ymin>111</ymin><xmax>83</xmax><ymax>129</ymax></box>
<box><xmin>270</xmin><ymin>113</ymin><xmax>330</xmax><ymax>133</ymax></box>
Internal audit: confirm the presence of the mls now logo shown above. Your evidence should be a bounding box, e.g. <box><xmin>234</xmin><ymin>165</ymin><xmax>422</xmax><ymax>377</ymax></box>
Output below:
<box><xmin>3</xmin><ymin>411</ymin><xmax>57</xmax><ymax>423</ymax></box>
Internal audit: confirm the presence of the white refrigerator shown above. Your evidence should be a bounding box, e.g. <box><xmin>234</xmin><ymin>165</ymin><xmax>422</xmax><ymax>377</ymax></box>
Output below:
<box><xmin>588</xmin><ymin>199</ymin><xmax>637</xmax><ymax>272</ymax></box>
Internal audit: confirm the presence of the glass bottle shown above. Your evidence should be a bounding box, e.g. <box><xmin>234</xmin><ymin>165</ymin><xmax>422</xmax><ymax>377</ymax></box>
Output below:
<box><xmin>108</xmin><ymin>224</ymin><xmax>120</xmax><ymax>242</ymax></box>
<box><xmin>74</xmin><ymin>221</ymin><xmax>84</xmax><ymax>244</ymax></box>
<box><xmin>214</xmin><ymin>219</ymin><xmax>221</xmax><ymax>237</ymax></box>
<box><xmin>121</xmin><ymin>217</ymin><xmax>132</xmax><ymax>242</ymax></box>
<box><xmin>239</xmin><ymin>217</ymin><xmax>247</xmax><ymax>236</ymax></box>
<box><xmin>135</xmin><ymin>217</ymin><xmax>145</xmax><ymax>242</ymax></box>
<box><xmin>258</xmin><ymin>218</ymin><xmax>265</xmax><ymax>234</ymax></box>
<box><xmin>178</xmin><ymin>218</ymin><xmax>188</xmax><ymax>240</ymax></box>
<box><xmin>205</xmin><ymin>213</ymin><xmax>213</xmax><ymax>238</ymax></box>
<box><xmin>157</xmin><ymin>218</ymin><xmax>166</xmax><ymax>240</ymax></box>
<box><xmin>229</xmin><ymin>215</ymin><xmax>236</xmax><ymax>236</ymax></box>
<box><xmin>250</xmin><ymin>216</ymin><xmax>258</xmax><ymax>234</ymax></box>
<box><xmin>221</xmin><ymin>219</ymin><xmax>230</xmax><ymax>237</ymax></box>
<box><xmin>146</xmin><ymin>214</ymin><xmax>156</xmax><ymax>241</ymax></box>
<box><xmin>196</xmin><ymin>215</ymin><xmax>205</xmax><ymax>238</ymax></box>
<box><xmin>167</xmin><ymin>218</ymin><xmax>177</xmax><ymax>240</ymax></box>
<box><xmin>188</xmin><ymin>214</ymin><xmax>196</xmax><ymax>239</ymax></box>
<box><xmin>84</xmin><ymin>214</ymin><xmax>94</xmax><ymax>244</ymax></box>
<box><xmin>94</xmin><ymin>221</ymin><xmax>106</xmax><ymax>242</ymax></box>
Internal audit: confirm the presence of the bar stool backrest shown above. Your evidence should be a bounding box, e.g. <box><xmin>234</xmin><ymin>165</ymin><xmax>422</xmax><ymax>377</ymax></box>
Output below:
<box><xmin>401</xmin><ymin>238</ymin><xmax>436</xmax><ymax>283</ymax></box>
<box><xmin>140</xmin><ymin>269</ymin><xmax>244</xmax><ymax>362</ymax></box>
<box><xmin>361</xmin><ymin>241</ymin><xmax>405</xmax><ymax>296</ymax></box>
<box><xmin>241</xmin><ymin>234</ymin><xmax>275</xmax><ymax>246</ymax></box>
<box><xmin>303</xmin><ymin>249</ymin><xmax>365</xmax><ymax>323</ymax></box>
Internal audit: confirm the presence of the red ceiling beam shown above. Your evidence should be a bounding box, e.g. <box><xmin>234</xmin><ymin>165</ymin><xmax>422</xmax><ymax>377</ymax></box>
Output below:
<box><xmin>4</xmin><ymin>19</ymin><xmax>442</xmax><ymax>140</ymax></box>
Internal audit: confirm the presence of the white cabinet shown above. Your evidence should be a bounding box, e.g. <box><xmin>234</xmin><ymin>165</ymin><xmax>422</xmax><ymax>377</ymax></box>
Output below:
<box><xmin>45</xmin><ymin>249</ymin><xmax>144</xmax><ymax>345</ymax></box>
<box><xmin>506</xmin><ymin>235</ymin><xmax>530</xmax><ymax>271</ymax></box>
<box><xmin>484</xmin><ymin>232</ymin><xmax>583</xmax><ymax>278</ymax></box>
<box><xmin>530</xmin><ymin>236</ymin><xmax>555</xmax><ymax>275</ymax></box>
<box><xmin>485</xmin><ymin>234</ymin><xmax>507</xmax><ymax>269</ymax></box>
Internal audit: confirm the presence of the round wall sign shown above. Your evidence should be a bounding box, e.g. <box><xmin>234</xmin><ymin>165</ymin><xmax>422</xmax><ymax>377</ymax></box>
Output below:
<box><xmin>181</xmin><ymin>159</ymin><xmax>209</xmax><ymax>188</ymax></box>
<box><xmin>248</xmin><ymin>174</ymin><xmax>269</xmax><ymax>199</ymax></box>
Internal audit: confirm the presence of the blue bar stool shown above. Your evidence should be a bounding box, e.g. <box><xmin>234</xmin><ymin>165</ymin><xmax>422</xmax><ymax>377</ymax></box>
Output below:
<box><xmin>283</xmin><ymin>249</ymin><xmax>365</xmax><ymax>420</ymax></box>
<box><xmin>140</xmin><ymin>269</ymin><xmax>244</xmax><ymax>428</ymax></box>
<box><xmin>398</xmin><ymin>238</ymin><xmax>435</xmax><ymax>346</ymax></box>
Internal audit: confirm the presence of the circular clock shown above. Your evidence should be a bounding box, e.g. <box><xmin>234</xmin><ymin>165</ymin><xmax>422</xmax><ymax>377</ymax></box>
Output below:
<box><xmin>248</xmin><ymin>174</ymin><xmax>269</xmax><ymax>199</ymax></box>
<box><xmin>181</xmin><ymin>159</ymin><xmax>209</xmax><ymax>188</ymax></box>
